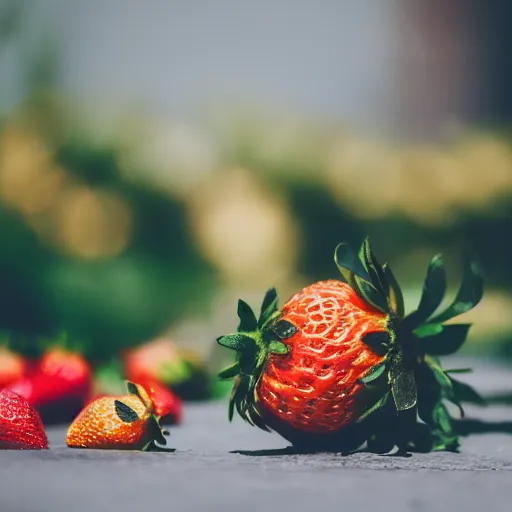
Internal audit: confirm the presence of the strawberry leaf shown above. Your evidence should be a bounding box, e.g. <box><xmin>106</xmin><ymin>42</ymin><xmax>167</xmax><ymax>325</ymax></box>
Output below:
<box><xmin>115</xmin><ymin>400</ymin><xmax>139</xmax><ymax>423</ymax></box>
<box><xmin>359</xmin><ymin>238</ymin><xmax>387</xmax><ymax>298</ymax></box>
<box><xmin>258</xmin><ymin>288</ymin><xmax>279</xmax><ymax>328</ymax></box>
<box><xmin>355</xmin><ymin>276</ymin><xmax>389</xmax><ymax>313</ymax></box>
<box><xmin>142</xmin><ymin>440</ymin><xmax>176</xmax><ymax>452</ymax></box>
<box><xmin>419</xmin><ymin>324</ymin><xmax>471</xmax><ymax>356</ymax></box>
<box><xmin>147</xmin><ymin>415</ymin><xmax>168</xmax><ymax>445</ymax></box>
<box><xmin>357</xmin><ymin>392</ymin><xmax>390</xmax><ymax>422</ymax></box>
<box><xmin>237</xmin><ymin>300</ymin><xmax>258</xmax><ymax>332</ymax></box>
<box><xmin>382</xmin><ymin>263</ymin><xmax>404</xmax><ymax>317</ymax></box>
<box><xmin>428</xmin><ymin>248</ymin><xmax>484</xmax><ymax>324</ymax></box>
<box><xmin>403</xmin><ymin>254</ymin><xmax>446</xmax><ymax>331</ymax></box>
<box><xmin>360</xmin><ymin>361</ymin><xmax>386</xmax><ymax>385</ymax></box>
<box><xmin>445</xmin><ymin>368</ymin><xmax>473</xmax><ymax>374</ymax></box>
<box><xmin>389</xmin><ymin>353</ymin><xmax>417</xmax><ymax>411</ymax></box>
<box><xmin>218</xmin><ymin>363</ymin><xmax>240</xmax><ymax>380</ymax></box>
<box><xmin>217</xmin><ymin>334</ymin><xmax>255</xmax><ymax>352</ymax></box>
<box><xmin>272</xmin><ymin>320</ymin><xmax>298</xmax><ymax>340</ymax></box>
<box><xmin>414</xmin><ymin>323</ymin><xmax>444</xmax><ymax>338</ymax></box>
<box><xmin>268</xmin><ymin>340</ymin><xmax>289</xmax><ymax>355</ymax></box>
<box><xmin>334</xmin><ymin>242</ymin><xmax>372</xmax><ymax>285</ymax></box>
<box><xmin>361</xmin><ymin>331</ymin><xmax>390</xmax><ymax>356</ymax></box>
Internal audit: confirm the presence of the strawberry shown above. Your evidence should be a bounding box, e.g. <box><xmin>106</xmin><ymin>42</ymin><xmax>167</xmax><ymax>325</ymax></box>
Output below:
<box><xmin>0</xmin><ymin>389</ymin><xmax>48</xmax><ymax>449</ymax></box>
<box><xmin>123</xmin><ymin>337</ymin><xmax>210</xmax><ymax>400</ymax></box>
<box><xmin>135</xmin><ymin>377</ymin><xmax>183</xmax><ymax>425</ymax></box>
<box><xmin>7</xmin><ymin>347</ymin><xmax>92</xmax><ymax>423</ymax></box>
<box><xmin>0</xmin><ymin>346</ymin><xmax>27</xmax><ymax>388</ymax></box>
<box><xmin>217</xmin><ymin>238</ymin><xmax>484</xmax><ymax>453</ymax></box>
<box><xmin>66</xmin><ymin>381</ymin><xmax>173</xmax><ymax>451</ymax></box>
<box><xmin>92</xmin><ymin>359</ymin><xmax>182</xmax><ymax>425</ymax></box>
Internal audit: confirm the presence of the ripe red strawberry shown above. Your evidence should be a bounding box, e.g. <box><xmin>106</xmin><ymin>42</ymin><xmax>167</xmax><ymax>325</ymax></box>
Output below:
<box><xmin>123</xmin><ymin>337</ymin><xmax>209</xmax><ymax>400</ymax></box>
<box><xmin>0</xmin><ymin>346</ymin><xmax>27</xmax><ymax>388</ymax></box>
<box><xmin>217</xmin><ymin>239</ymin><xmax>484</xmax><ymax>453</ymax></box>
<box><xmin>7</xmin><ymin>348</ymin><xmax>92</xmax><ymax>423</ymax></box>
<box><xmin>0</xmin><ymin>389</ymin><xmax>48</xmax><ymax>449</ymax></box>
<box><xmin>66</xmin><ymin>381</ymin><xmax>173</xmax><ymax>451</ymax></box>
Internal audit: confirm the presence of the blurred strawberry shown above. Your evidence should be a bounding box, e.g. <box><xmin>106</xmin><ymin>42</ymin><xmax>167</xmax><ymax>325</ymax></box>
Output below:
<box><xmin>7</xmin><ymin>347</ymin><xmax>92</xmax><ymax>423</ymax></box>
<box><xmin>0</xmin><ymin>345</ymin><xmax>27</xmax><ymax>388</ymax></box>
<box><xmin>123</xmin><ymin>337</ymin><xmax>210</xmax><ymax>400</ymax></box>
<box><xmin>0</xmin><ymin>389</ymin><xmax>48</xmax><ymax>450</ymax></box>
<box><xmin>136</xmin><ymin>377</ymin><xmax>182</xmax><ymax>425</ymax></box>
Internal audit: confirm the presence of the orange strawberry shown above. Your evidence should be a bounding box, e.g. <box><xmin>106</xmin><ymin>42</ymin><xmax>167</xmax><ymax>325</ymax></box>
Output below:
<box><xmin>0</xmin><ymin>390</ymin><xmax>48</xmax><ymax>450</ymax></box>
<box><xmin>66</xmin><ymin>381</ymin><xmax>174</xmax><ymax>451</ymax></box>
<box><xmin>217</xmin><ymin>238</ymin><xmax>484</xmax><ymax>453</ymax></box>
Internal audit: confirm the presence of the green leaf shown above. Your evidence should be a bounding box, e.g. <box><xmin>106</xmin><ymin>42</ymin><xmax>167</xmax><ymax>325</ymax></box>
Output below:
<box><xmin>419</xmin><ymin>324</ymin><xmax>471</xmax><ymax>356</ymax></box>
<box><xmin>115</xmin><ymin>400</ymin><xmax>139</xmax><ymax>423</ymax></box>
<box><xmin>361</xmin><ymin>331</ymin><xmax>390</xmax><ymax>356</ymax></box>
<box><xmin>429</xmin><ymin>361</ymin><xmax>452</xmax><ymax>391</ymax></box>
<box><xmin>450</xmin><ymin>377</ymin><xmax>485</xmax><ymax>405</ymax></box>
<box><xmin>218</xmin><ymin>363</ymin><xmax>240</xmax><ymax>380</ymax></box>
<box><xmin>389</xmin><ymin>352</ymin><xmax>417</xmax><ymax>411</ymax></box>
<box><xmin>126</xmin><ymin>381</ymin><xmax>139</xmax><ymax>396</ymax></box>
<box><xmin>237</xmin><ymin>300</ymin><xmax>258</xmax><ymax>332</ymax></box>
<box><xmin>334</xmin><ymin>242</ymin><xmax>371</xmax><ymax>285</ymax></box>
<box><xmin>258</xmin><ymin>288</ymin><xmax>278</xmax><ymax>328</ymax></box>
<box><xmin>360</xmin><ymin>361</ymin><xmax>387</xmax><ymax>385</ymax></box>
<box><xmin>268</xmin><ymin>340</ymin><xmax>289</xmax><ymax>355</ymax></box>
<box><xmin>432</xmin><ymin>401</ymin><xmax>454</xmax><ymax>434</ymax></box>
<box><xmin>228</xmin><ymin>376</ymin><xmax>241</xmax><ymax>421</ymax></box>
<box><xmin>147</xmin><ymin>415</ymin><xmax>168</xmax><ymax>445</ymax></box>
<box><xmin>142</xmin><ymin>440</ymin><xmax>176</xmax><ymax>453</ymax></box>
<box><xmin>357</xmin><ymin>392</ymin><xmax>390</xmax><ymax>422</ymax></box>
<box><xmin>382</xmin><ymin>263</ymin><xmax>404</xmax><ymax>317</ymax></box>
<box><xmin>403</xmin><ymin>254</ymin><xmax>446</xmax><ymax>331</ymax></box>
<box><xmin>445</xmin><ymin>368</ymin><xmax>473</xmax><ymax>374</ymax></box>
<box><xmin>355</xmin><ymin>276</ymin><xmax>389</xmax><ymax>313</ymax></box>
<box><xmin>428</xmin><ymin>248</ymin><xmax>484</xmax><ymax>324</ymax></box>
<box><xmin>217</xmin><ymin>334</ymin><xmax>255</xmax><ymax>352</ymax></box>
<box><xmin>414</xmin><ymin>323</ymin><xmax>444</xmax><ymax>338</ymax></box>
<box><xmin>273</xmin><ymin>320</ymin><xmax>298</xmax><ymax>340</ymax></box>
<box><xmin>359</xmin><ymin>238</ymin><xmax>387</xmax><ymax>297</ymax></box>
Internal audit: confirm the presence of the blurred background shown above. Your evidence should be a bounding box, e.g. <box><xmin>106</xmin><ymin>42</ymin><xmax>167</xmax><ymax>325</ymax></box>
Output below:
<box><xmin>1</xmin><ymin>0</ymin><xmax>512</xmax><ymax>415</ymax></box>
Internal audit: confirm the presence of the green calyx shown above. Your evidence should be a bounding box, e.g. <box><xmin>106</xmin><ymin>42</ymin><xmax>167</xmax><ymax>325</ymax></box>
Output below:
<box><xmin>335</xmin><ymin>238</ymin><xmax>485</xmax><ymax>452</ymax></box>
<box><xmin>216</xmin><ymin>288</ymin><xmax>297</xmax><ymax>430</ymax></box>
<box><xmin>119</xmin><ymin>381</ymin><xmax>175</xmax><ymax>452</ymax></box>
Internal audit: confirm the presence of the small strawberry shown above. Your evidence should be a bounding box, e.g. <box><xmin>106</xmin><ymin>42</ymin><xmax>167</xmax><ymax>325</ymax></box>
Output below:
<box><xmin>66</xmin><ymin>381</ymin><xmax>173</xmax><ymax>451</ymax></box>
<box><xmin>7</xmin><ymin>347</ymin><xmax>92</xmax><ymax>423</ymax></box>
<box><xmin>123</xmin><ymin>338</ymin><xmax>210</xmax><ymax>400</ymax></box>
<box><xmin>0</xmin><ymin>345</ymin><xmax>27</xmax><ymax>388</ymax></box>
<box><xmin>0</xmin><ymin>389</ymin><xmax>48</xmax><ymax>450</ymax></box>
<box><xmin>217</xmin><ymin>238</ymin><xmax>484</xmax><ymax>453</ymax></box>
<box><xmin>92</xmin><ymin>361</ymin><xmax>182</xmax><ymax>425</ymax></box>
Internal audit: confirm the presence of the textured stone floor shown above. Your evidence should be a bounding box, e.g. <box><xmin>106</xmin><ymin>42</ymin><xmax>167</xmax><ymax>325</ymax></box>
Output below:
<box><xmin>2</xmin><ymin>357</ymin><xmax>512</xmax><ymax>512</ymax></box>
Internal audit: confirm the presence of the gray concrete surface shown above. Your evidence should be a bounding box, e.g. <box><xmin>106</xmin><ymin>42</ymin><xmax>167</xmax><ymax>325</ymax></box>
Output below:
<box><xmin>2</xmin><ymin>357</ymin><xmax>512</xmax><ymax>512</ymax></box>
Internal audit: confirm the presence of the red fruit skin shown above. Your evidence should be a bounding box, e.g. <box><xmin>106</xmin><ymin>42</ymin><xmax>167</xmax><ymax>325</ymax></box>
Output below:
<box><xmin>0</xmin><ymin>347</ymin><xmax>27</xmax><ymax>388</ymax></box>
<box><xmin>256</xmin><ymin>280</ymin><xmax>387</xmax><ymax>440</ymax></box>
<box><xmin>7</xmin><ymin>349</ymin><xmax>92</xmax><ymax>423</ymax></box>
<box><xmin>137</xmin><ymin>377</ymin><xmax>183</xmax><ymax>425</ymax></box>
<box><xmin>0</xmin><ymin>390</ymin><xmax>49</xmax><ymax>449</ymax></box>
